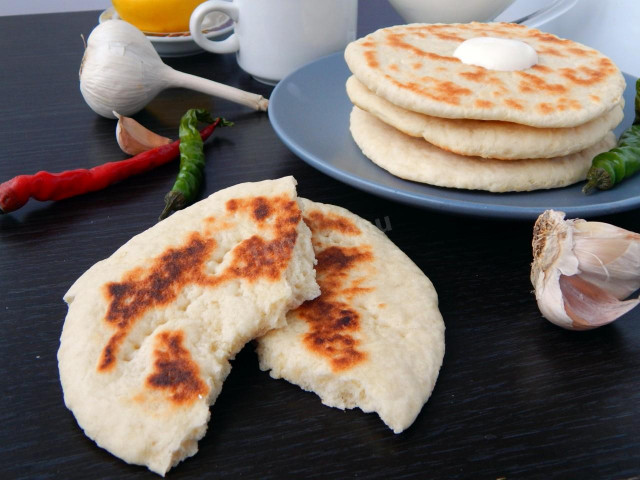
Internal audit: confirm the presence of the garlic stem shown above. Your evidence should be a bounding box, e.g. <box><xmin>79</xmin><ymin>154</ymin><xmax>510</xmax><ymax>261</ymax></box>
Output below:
<box><xmin>531</xmin><ymin>210</ymin><xmax>640</xmax><ymax>330</ymax></box>
<box><xmin>164</xmin><ymin>69</ymin><xmax>268</xmax><ymax>112</ymax></box>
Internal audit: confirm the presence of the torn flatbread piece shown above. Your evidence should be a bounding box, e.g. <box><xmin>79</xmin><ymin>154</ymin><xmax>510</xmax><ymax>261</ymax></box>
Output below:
<box><xmin>58</xmin><ymin>177</ymin><xmax>319</xmax><ymax>476</ymax></box>
<box><xmin>257</xmin><ymin>199</ymin><xmax>445</xmax><ymax>433</ymax></box>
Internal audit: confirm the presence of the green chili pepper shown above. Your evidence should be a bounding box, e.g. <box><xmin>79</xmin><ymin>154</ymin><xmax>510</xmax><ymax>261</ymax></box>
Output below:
<box><xmin>583</xmin><ymin>79</ymin><xmax>640</xmax><ymax>194</ymax></box>
<box><xmin>159</xmin><ymin>109</ymin><xmax>232</xmax><ymax>220</ymax></box>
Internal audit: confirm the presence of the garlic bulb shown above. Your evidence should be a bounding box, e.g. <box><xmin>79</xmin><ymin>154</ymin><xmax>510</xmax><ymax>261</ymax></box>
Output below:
<box><xmin>79</xmin><ymin>20</ymin><xmax>268</xmax><ymax>119</ymax></box>
<box><xmin>531</xmin><ymin>210</ymin><xmax>640</xmax><ymax>330</ymax></box>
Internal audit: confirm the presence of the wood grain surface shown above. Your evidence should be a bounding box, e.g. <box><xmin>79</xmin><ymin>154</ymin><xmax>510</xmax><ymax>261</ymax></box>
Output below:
<box><xmin>1</xmin><ymin>4</ymin><xmax>639</xmax><ymax>479</ymax></box>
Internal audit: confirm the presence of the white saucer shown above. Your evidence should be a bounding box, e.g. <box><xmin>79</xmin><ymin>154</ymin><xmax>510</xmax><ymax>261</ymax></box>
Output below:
<box><xmin>98</xmin><ymin>7</ymin><xmax>233</xmax><ymax>57</ymax></box>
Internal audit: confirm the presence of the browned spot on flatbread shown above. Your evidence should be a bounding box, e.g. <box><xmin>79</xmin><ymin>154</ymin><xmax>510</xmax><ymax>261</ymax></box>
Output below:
<box><xmin>556</xmin><ymin>100</ymin><xmax>568</xmax><ymax>111</ymax></box>
<box><xmin>226</xmin><ymin>195</ymin><xmax>279</xmax><ymax>223</ymax></box>
<box><xmin>537</xmin><ymin>102</ymin><xmax>555</xmax><ymax>115</ymax></box>
<box><xmin>504</xmin><ymin>98</ymin><xmax>525</xmax><ymax>111</ymax></box>
<box><xmin>527</xmin><ymin>31</ymin><xmax>572</xmax><ymax>45</ymax></box>
<box><xmin>556</xmin><ymin>97</ymin><xmax>583</xmax><ymax>111</ymax></box>
<box><xmin>304</xmin><ymin>210</ymin><xmax>361</xmax><ymax>236</ymax></box>
<box><xmin>537</xmin><ymin>47</ymin><xmax>566</xmax><ymax>58</ymax></box>
<box><xmin>460</xmin><ymin>67</ymin><xmax>488</xmax><ymax>82</ymax></box>
<box><xmin>252</xmin><ymin>197</ymin><xmax>271</xmax><ymax>221</ymax></box>
<box><xmin>298</xmin><ymin>246</ymin><xmax>373</xmax><ymax>372</ymax></box>
<box><xmin>517</xmin><ymin>71</ymin><xmax>567</xmax><ymax>95</ymax></box>
<box><xmin>146</xmin><ymin>330</ymin><xmax>208</xmax><ymax>405</ymax></box>
<box><xmin>364</xmin><ymin>50</ymin><xmax>379</xmax><ymax>69</ymax></box>
<box><xmin>101</xmin><ymin>331</ymin><xmax>127</xmax><ymax>374</ymax></box>
<box><xmin>387</xmin><ymin>75</ymin><xmax>471</xmax><ymax>106</ymax></box>
<box><xmin>599</xmin><ymin>58</ymin><xmax>616</xmax><ymax>70</ymax></box>
<box><xmin>532</xmin><ymin>65</ymin><xmax>552</xmax><ymax>73</ymax></box>
<box><xmin>469</xmin><ymin>22</ymin><xmax>527</xmax><ymax>36</ymax></box>
<box><xmin>225</xmin><ymin>196</ymin><xmax>300</xmax><ymax>282</ymax></box>
<box><xmin>590</xmin><ymin>95</ymin><xmax>601</xmax><ymax>103</ymax></box>
<box><xmin>475</xmin><ymin>100</ymin><xmax>494</xmax><ymax>109</ymax></box>
<box><xmin>98</xmin><ymin>233</ymin><xmax>216</xmax><ymax>371</ymax></box>
<box><xmin>341</xmin><ymin>277</ymin><xmax>374</xmax><ymax>300</ymax></box>
<box><xmin>385</xmin><ymin>32</ymin><xmax>460</xmax><ymax>63</ymax></box>
<box><xmin>412</xmin><ymin>62</ymin><xmax>423</xmax><ymax>70</ymax></box>
<box><xmin>432</xmin><ymin>31</ymin><xmax>465</xmax><ymax>42</ymax></box>
<box><xmin>203</xmin><ymin>216</ymin><xmax>218</xmax><ymax>236</ymax></box>
<box><xmin>461</xmin><ymin>69</ymin><xmax>507</xmax><ymax>90</ymax></box>
<box><xmin>389</xmin><ymin>63</ymin><xmax>399</xmax><ymax>72</ymax></box>
<box><xmin>98</xmin><ymin>194</ymin><xmax>301</xmax><ymax>372</ymax></box>
<box><xmin>227</xmin><ymin>233</ymin><xmax>298</xmax><ymax>281</ymax></box>
<box><xmin>568</xmin><ymin>47</ymin><xmax>592</xmax><ymax>57</ymax></box>
<box><xmin>402</xmin><ymin>25</ymin><xmax>430</xmax><ymax>38</ymax></box>
<box><xmin>560</xmin><ymin>61</ymin><xmax>616</xmax><ymax>86</ymax></box>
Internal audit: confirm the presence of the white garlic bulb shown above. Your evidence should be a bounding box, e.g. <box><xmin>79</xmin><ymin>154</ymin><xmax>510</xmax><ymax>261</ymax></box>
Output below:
<box><xmin>531</xmin><ymin>210</ymin><xmax>640</xmax><ymax>330</ymax></box>
<box><xmin>79</xmin><ymin>20</ymin><xmax>268</xmax><ymax>119</ymax></box>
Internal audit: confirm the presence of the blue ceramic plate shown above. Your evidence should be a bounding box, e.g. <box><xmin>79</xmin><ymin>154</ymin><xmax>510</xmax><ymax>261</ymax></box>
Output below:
<box><xmin>269</xmin><ymin>52</ymin><xmax>639</xmax><ymax>219</ymax></box>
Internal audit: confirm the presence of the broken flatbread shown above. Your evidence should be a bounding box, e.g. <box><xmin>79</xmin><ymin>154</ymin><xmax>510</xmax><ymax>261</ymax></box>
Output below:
<box><xmin>58</xmin><ymin>177</ymin><xmax>319</xmax><ymax>475</ymax></box>
<box><xmin>257</xmin><ymin>198</ymin><xmax>445</xmax><ymax>433</ymax></box>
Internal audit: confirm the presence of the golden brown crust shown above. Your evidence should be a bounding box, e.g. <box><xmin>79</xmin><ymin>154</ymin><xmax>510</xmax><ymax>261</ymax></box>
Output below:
<box><xmin>303</xmin><ymin>210</ymin><xmax>361</xmax><ymax>236</ymax></box>
<box><xmin>146</xmin><ymin>330</ymin><xmax>209</xmax><ymax>405</ymax></box>
<box><xmin>98</xmin><ymin>193</ymin><xmax>302</xmax><ymax>373</ymax></box>
<box><xmin>299</xmin><ymin>245</ymin><xmax>373</xmax><ymax>372</ymax></box>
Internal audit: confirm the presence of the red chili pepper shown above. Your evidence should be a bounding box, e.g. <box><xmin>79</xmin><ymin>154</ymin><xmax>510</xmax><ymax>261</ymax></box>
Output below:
<box><xmin>0</xmin><ymin>122</ymin><xmax>219</xmax><ymax>214</ymax></box>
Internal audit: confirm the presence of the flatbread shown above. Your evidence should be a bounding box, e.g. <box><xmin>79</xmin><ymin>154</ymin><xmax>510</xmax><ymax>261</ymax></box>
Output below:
<box><xmin>349</xmin><ymin>106</ymin><xmax>617</xmax><ymax>192</ymax></box>
<box><xmin>345</xmin><ymin>23</ymin><xmax>625</xmax><ymax>128</ymax></box>
<box><xmin>346</xmin><ymin>75</ymin><xmax>624</xmax><ymax>160</ymax></box>
<box><xmin>58</xmin><ymin>177</ymin><xmax>320</xmax><ymax>475</ymax></box>
<box><xmin>257</xmin><ymin>199</ymin><xmax>445</xmax><ymax>434</ymax></box>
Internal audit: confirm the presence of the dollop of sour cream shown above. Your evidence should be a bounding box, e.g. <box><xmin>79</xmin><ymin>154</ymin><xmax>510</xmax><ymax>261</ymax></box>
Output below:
<box><xmin>453</xmin><ymin>37</ymin><xmax>538</xmax><ymax>71</ymax></box>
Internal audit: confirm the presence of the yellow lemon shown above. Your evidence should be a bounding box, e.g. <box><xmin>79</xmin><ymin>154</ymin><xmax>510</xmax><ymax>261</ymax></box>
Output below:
<box><xmin>112</xmin><ymin>0</ymin><xmax>205</xmax><ymax>33</ymax></box>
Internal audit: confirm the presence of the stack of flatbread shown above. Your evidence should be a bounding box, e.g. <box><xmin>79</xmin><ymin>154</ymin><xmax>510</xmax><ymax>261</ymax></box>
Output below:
<box><xmin>344</xmin><ymin>23</ymin><xmax>626</xmax><ymax>192</ymax></box>
<box><xmin>58</xmin><ymin>177</ymin><xmax>445</xmax><ymax>475</ymax></box>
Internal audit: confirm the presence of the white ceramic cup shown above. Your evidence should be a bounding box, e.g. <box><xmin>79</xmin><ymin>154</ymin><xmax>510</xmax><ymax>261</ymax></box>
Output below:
<box><xmin>388</xmin><ymin>0</ymin><xmax>577</xmax><ymax>27</ymax></box>
<box><xmin>190</xmin><ymin>0</ymin><xmax>358</xmax><ymax>84</ymax></box>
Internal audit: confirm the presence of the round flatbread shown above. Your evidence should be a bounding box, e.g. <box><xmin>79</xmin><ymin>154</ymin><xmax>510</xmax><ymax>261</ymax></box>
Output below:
<box><xmin>349</xmin><ymin>106</ymin><xmax>617</xmax><ymax>192</ymax></box>
<box><xmin>345</xmin><ymin>23</ymin><xmax>625</xmax><ymax>128</ymax></box>
<box><xmin>58</xmin><ymin>177</ymin><xmax>320</xmax><ymax>475</ymax></box>
<box><xmin>257</xmin><ymin>198</ymin><xmax>445</xmax><ymax>434</ymax></box>
<box><xmin>346</xmin><ymin>75</ymin><xmax>624</xmax><ymax>160</ymax></box>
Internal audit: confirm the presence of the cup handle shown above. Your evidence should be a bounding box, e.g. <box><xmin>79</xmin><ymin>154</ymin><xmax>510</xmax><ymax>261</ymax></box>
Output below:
<box><xmin>512</xmin><ymin>0</ymin><xmax>578</xmax><ymax>28</ymax></box>
<box><xmin>190</xmin><ymin>1</ymin><xmax>240</xmax><ymax>54</ymax></box>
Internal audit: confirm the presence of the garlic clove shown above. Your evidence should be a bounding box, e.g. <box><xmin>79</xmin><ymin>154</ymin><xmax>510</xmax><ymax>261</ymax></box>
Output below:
<box><xmin>531</xmin><ymin>210</ymin><xmax>640</xmax><ymax>330</ymax></box>
<box><xmin>559</xmin><ymin>274</ymin><xmax>639</xmax><ymax>330</ymax></box>
<box><xmin>114</xmin><ymin>111</ymin><xmax>171</xmax><ymax>155</ymax></box>
<box><xmin>572</xmin><ymin>221</ymin><xmax>640</xmax><ymax>299</ymax></box>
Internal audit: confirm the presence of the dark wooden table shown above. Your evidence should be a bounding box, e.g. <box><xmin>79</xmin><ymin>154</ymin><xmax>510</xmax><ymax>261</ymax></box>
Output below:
<box><xmin>1</xmin><ymin>4</ymin><xmax>639</xmax><ymax>479</ymax></box>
